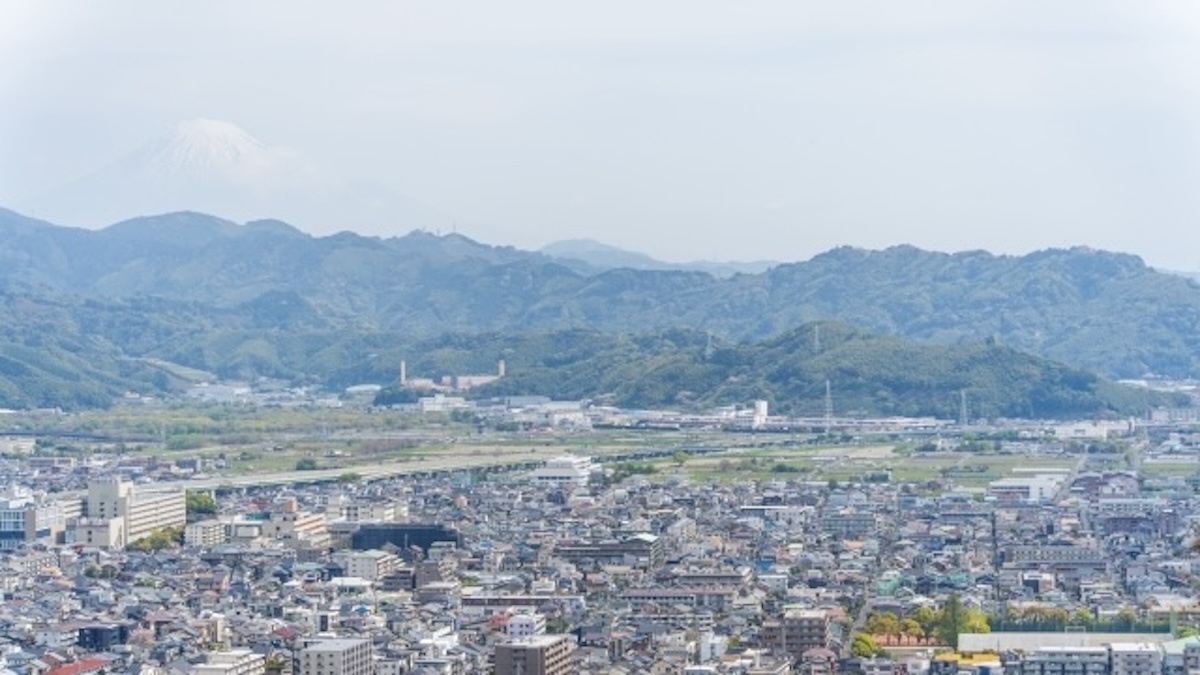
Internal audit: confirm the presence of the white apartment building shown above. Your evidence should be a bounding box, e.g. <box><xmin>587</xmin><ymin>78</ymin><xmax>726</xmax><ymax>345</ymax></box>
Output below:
<box><xmin>264</xmin><ymin>497</ymin><xmax>330</xmax><ymax>549</ymax></box>
<box><xmin>333</xmin><ymin>499</ymin><xmax>405</xmax><ymax>523</ymax></box>
<box><xmin>73</xmin><ymin>478</ymin><xmax>186</xmax><ymax>548</ymax></box>
<box><xmin>506</xmin><ymin>613</ymin><xmax>547</xmax><ymax>638</ymax></box>
<box><xmin>530</xmin><ymin>456</ymin><xmax>598</xmax><ymax>488</ymax></box>
<box><xmin>73</xmin><ymin>517</ymin><xmax>125</xmax><ymax>548</ymax></box>
<box><xmin>191</xmin><ymin>649</ymin><xmax>265</xmax><ymax>675</ymax></box>
<box><xmin>298</xmin><ymin>638</ymin><xmax>373</xmax><ymax>675</ymax></box>
<box><xmin>988</xmin><ymin>475</ymin><xmax>1063</xmax><ymax>503</ymax></box>
<box><xmin>334</xmin><ymin>549</ymin><xmax>401</xmax><ymax>581</ymax></box>
<box><xmin>185</xmin><ymin>520</ymin><xmax>228</xmax><ymax>548</ymax></box>
<box><xmin>1110</xmin><ymin>643</ymin><xmax>1163</xmax><ymax>675</ymax></box>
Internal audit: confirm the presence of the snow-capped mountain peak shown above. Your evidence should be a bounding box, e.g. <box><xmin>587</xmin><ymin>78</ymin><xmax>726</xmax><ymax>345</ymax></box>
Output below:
<box><xmin>17</xmin><ymin>118</ymin><xmax>452</xmax><ymax>233</ymax></box>
<box><xmin>133</xmin><ymin>118</ymin><xmax>267</xmax><ymax>179</ymax></box>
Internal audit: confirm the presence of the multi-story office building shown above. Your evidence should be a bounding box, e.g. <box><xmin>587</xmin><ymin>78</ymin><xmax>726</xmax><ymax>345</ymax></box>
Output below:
<box><xmin>77</xmin><ymin>624</ymin><xmax>131</xmax><ymax>652</ymax></box>
<box><xmin>297</xmin><ymin>639</ymin><xmax>372</xmax><ymax>675</ymax></box>
<box><xmin>762</xmin><ymin>609</ymin><xmax>832</xmax><ymax>662</ymax></box>
<box><xmin>0</xmin><ymin>485</ymin><xmax>66</xmax><ymax>550</ymax></box>
<box><xmin>494</xmin><ymin>635</ymin><xmax>575</xmax><ymax>675</ymax></box>
<box><xmin>554</xmin><ymin>532</ymin><xmax>664</xmax><ymax>568</ymax></box>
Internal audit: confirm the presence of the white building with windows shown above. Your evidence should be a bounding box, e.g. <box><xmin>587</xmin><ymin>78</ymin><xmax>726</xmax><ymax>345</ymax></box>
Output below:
<box><xmin>1110</xmin><ymin>643</ymin><xmax>1163</xmax><ymax>675</ymax></box>
<box><xmin>69</xmin><ymin>478</ymin><xmax>186</xmax><ymax>549</ymax></box>
<box><xmin>191</xmin><ymin>649</ymin><xmax>265</xmax><ymax>675</ymax></box>
<box><xmin>530</xmin><ymin>455</ymin><xmax>598</xmax><ymax>488</ymax></box>
<box><xmin>0</xmin><ymin>485</ymin><xmax>65</xmax><ymax>550</ymax></box>
<box><xmin>506</xmin><ymin>613</ymin><xmax>547</xmax><ymax>638</ymax></box>
<box><xmin>298</xmin><ymin>638</ymin><xmax>372</xmax><ymax>675</ymax></box>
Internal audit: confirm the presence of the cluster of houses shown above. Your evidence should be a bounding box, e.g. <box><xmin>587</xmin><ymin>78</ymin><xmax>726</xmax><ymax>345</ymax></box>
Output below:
<box><xmin>0</xmin><ymin>419</ymin><xmax>1199</xmax><ymax>674</ymax></box>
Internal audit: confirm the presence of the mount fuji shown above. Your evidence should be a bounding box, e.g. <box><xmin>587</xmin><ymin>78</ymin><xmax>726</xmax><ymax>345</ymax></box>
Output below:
<box><xmin>17</xmin><ymin>119</ymin><xmax>451</xmax><ymax>234</ymax></box>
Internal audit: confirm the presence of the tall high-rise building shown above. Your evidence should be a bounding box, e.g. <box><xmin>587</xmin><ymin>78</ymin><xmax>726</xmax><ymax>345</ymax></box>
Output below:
<box><xmin>494</xmin><ymin>635</ymin><xmax>575</xmax><ymax>675</ymax></box>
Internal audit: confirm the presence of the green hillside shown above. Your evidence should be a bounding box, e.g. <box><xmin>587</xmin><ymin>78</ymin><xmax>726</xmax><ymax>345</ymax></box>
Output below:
<box><xmin>376</xmin><ymin>324</ymin><xmax>1179</xmax><ymax>419</ymax></box>
<box><xmin>4</xmin><ymin>208</ymin><xmax>1200</xmax><ymax>378</ymax></box>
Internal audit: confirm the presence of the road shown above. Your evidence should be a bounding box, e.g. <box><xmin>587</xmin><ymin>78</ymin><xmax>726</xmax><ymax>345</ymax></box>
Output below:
<box><xmin>145</xmin><ymin>442</ymin><xmax>724</xmax><ymax>493</ymax></box>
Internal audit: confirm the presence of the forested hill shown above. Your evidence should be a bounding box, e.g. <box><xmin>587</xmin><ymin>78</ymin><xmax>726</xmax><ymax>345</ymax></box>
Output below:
<box><xmin>374</xmin><ymin>324</ymin><xmax>1180</xmax><ymax>420</ymax></box>
<box><xmin>2</xmin><ymin>207</ymin><xmax>1200</xmax><ymax>387</ymax></box>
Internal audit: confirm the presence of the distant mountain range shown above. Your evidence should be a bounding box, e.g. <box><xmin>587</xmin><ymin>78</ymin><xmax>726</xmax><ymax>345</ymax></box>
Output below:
<box><xmin>541</xmin><ymin>239</ymin><xmax>779</xmax><ymax>277</ymax></box>
<box><xmin>0</xmin><ymin>207</ymin><xmax>1198</xmax><ymax>411</ymax></box>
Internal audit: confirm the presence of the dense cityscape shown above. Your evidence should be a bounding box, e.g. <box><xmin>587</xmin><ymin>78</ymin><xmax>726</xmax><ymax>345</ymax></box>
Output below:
<box><xmin>2</xmin><ymin>391</ymin><xmax>1200</xmax><ymax>675</ymax></box>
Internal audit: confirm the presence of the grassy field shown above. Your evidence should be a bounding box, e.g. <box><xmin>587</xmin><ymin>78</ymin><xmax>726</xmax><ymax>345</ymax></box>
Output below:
<box><xmin>6</xmin><ymin>402</ymin><xmax>1088</xmax><ymax>485</ymax></box>
<box><xmin>1139</xmin><ymin>461</ymin><xmax>1200</xmax><ymax>477</ymax></box>
<box><xmin>6</xmin><ymin>402</ymin><xmax>706</xmax><ymax>476</ymax></box>
<box><xmin>649</xmin><ymin>447</ymin><xmax>1076</xmax><ymax>486</ymax></box>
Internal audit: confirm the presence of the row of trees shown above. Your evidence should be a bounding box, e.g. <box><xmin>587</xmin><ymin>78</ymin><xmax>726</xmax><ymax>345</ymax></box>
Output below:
<box><xmin>994</xmin><ymin>606</ymin><xmax>1167</xmax><ymax>633</ymax></box>
<box><xmin>854</xmin><ymin>595</ymin><xmax>990</xmax><ymax>656</ymax></box>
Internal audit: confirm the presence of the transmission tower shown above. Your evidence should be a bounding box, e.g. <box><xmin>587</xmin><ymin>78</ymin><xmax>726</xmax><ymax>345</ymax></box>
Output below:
<box><xmin>824</xmin><ymin>379</ymin><xmax>833</xmax><ymax>433</ymax></box>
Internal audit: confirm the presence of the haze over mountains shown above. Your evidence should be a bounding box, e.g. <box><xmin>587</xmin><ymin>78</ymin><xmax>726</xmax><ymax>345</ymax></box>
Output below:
<box><xmin>0</xmin><ymin>206</ymin><xmax>1199</xmax><ymax>413</ymax></box>
<box><xmin>16</xmin><ymin>119</ymin><xmax>449</xmax><ymax>235</ymax></box>
<box><xmin>540</xmin><ymin>240</ymin><xmax>779</xmax><ymax>278</ymax></box>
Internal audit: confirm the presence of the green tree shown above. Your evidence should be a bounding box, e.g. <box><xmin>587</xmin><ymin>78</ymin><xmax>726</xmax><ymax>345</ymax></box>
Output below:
<box><xmin>672</xmin><ymin>451</ymin><xmax>691</xmax><ymax>467</ymax></box>
<box><xmin>264</xmin><ymin>654</ymin><xmax>288</xmax><ymax>675</ymax></box>
<box><xmin>129</xmin><ymin>526</ymin><xmax>183</xmax><ymax>552</ymax></box>
<box><xmin>851</xmin><ymin>633</ymin><xmax>883</xmax><ymax>658</ymax></box>
<box><xmin>962</xmin><ymin>608</ymin><xmax>990</xmax><ymax>634</ymax></box>
<box><xmin>186</xmin><ymin>491</ymin><xmax>217</xmax><ymax>516</ymax></box>
<box><xmin>295</xmin><ymin>458</ymin><xmax>319</xmax><ymax>471</ymax></box>
<box><xmin>912</xmin><ymin>606</ymin><xmax>938</xmax><ymax>637</ymax></box>
<box><xmin>1071</xmin><ymin>608</ymin><xmax>1095</xmax><ymax>626</ymax></box>
<box><xmin>900</xmin><ymin>618</ymin><xmax>923</xmax><ymax>638</ymax></box>
<box><xmin>337</xmin><ymin>472</ymin><xmax>362</xmax><ymax>484</ymax></box>
<box><xmin>937</xmin><ymin>594</ymin><xmax>964</xmax><ymax>649</ymax></box>
<box><xmin>867</xmin><ymin>612</ymin><xmax>900</xmax><ymax>636</ymax></box>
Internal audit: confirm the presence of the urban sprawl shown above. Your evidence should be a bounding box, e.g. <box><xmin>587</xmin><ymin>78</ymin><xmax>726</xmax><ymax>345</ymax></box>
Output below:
<box><xmin>2</xmin><ymin>391</ymin><xmax>1200</xmax><ymax>675</ymax></box>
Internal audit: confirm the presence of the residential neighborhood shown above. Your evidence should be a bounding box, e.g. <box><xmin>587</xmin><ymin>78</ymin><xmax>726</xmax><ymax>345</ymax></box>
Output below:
<box><xmin>2</xmin><ymin>404</ymin><xmax>1200</xmax><ymax>675</ymax></box>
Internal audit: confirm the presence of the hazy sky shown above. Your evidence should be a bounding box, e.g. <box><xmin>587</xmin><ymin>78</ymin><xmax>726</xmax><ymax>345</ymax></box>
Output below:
<box><xmin>3</xmin><ymin>2</ymin><xmax>1200</xmax><ymax>269</ymax></box>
